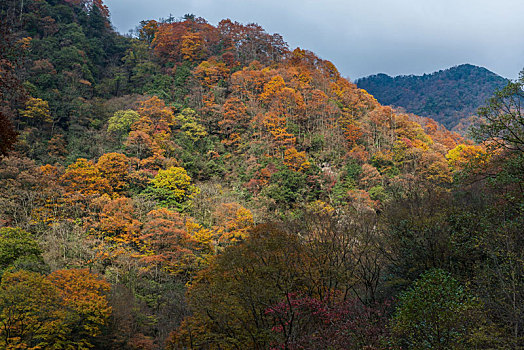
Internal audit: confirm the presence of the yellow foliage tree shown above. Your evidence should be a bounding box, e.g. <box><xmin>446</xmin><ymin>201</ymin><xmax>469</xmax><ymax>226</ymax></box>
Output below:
<box><xmin>149</xmin><ymin>166</ymin><xmax>199</xmax><ymax>211</ymax></box>
<box><xmin>283</xmin><ymin>147</ymin><xmax>310</xmax><ymax>171</ymax></box>
<box><xmin>446</xmin><ymin>144</ymin><xmax>487</xmax><ymax>172</ymax></box>
<box><xmin>19</xmin><ymin>97</ymin><xmax>52</xmax><ymax>126</ymax></box>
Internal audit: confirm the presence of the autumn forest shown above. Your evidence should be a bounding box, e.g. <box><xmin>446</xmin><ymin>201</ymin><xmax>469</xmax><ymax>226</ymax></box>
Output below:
<box><xmin>0</xmin><ymin>0</ymin><xmax>523</xmax><ymax>349</ymax></box>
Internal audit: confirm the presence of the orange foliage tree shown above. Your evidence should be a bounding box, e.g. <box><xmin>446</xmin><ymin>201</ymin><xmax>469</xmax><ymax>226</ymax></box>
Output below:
<box><xmin>140</xmin><ymin>208</ymin><xmax>199</xmax><ymax>275</ymax></box>
<box><xmin>219</xmin><ymin>96</ymin><xmax>249</xmax><ymax>148</ymax></box>
<box><xmin>60</xmin><ymin>158</ymin><xmax>111</xmax><ymax>200</ymax></box>
<box><xmin>48</xmin><ymin>268</ymin><xmax>112</xmax><ymax>348</ymax></box>
<box><xmin>95</xmin><ymin>196</ymin><xmax>142</xmax><ymax>254</ymax></box>
<box><xmin>0</xmin><ymin>269</ymin><xmax>111</xmax><ymax>349</ymax></box>
<box><xmin>96</xmin><ymin>152</ymin><xmax>131</xmax><ymax>194</ymax></box>
<box><xmin>213</xmin><ymin>202</ymin><xmax>254</xmax><ymax>245</ymax></box>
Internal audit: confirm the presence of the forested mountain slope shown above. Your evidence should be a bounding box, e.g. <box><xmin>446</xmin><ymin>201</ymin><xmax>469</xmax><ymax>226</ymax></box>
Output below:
<box><xmin>356</xmin><ymin>64</ymin><xmax>508</xmax><ymax>131</ymax></box>
<box><xmin>0</xmin><ymin>1</ymin><xmax>522</xmax><ymax>349</ymax></box>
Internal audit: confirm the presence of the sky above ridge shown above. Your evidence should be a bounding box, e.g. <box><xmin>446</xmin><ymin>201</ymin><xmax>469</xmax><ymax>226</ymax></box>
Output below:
<box><xmin>104</xmin><ymin>0</ymin><xmax>524</xmax><ymax>81</ymax></box>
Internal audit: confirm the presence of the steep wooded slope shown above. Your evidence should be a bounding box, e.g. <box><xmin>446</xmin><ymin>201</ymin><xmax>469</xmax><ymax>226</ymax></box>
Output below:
<box><xmin>6</xmin><ymin>1</ymin><xmax>522</xmax><ymax>349</ymax></box>
<box><xmin>356</xmin><ymin>64</ymin><xmax>508</xmax><ymax>130</ymax></box>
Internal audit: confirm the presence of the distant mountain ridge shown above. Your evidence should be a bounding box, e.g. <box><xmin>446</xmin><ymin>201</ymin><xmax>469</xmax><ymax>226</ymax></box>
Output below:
<box><xmin>355</xmin><ymin>64</ymin><xmax>508</xmax><ymax>130</ymax></box>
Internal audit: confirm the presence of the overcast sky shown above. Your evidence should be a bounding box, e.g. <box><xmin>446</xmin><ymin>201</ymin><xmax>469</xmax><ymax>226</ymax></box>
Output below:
<box><xmin>104</xmin><ymin>0</ymin><xmax>524</xmax><ymax>81</ymax></box>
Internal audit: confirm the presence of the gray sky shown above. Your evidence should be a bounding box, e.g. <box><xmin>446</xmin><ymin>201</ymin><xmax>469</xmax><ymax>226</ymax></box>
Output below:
<box><xmin>104</xmin><ymin>0</ymin><xmax>524</xmax><ymax>81</ymax></box>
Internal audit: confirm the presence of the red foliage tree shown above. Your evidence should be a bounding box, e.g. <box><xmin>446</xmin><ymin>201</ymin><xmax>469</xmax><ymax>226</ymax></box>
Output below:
<box><xmin>266</xmin><ymin>293</ymin><xmax>390</xmax><ymax>350</ymax></box>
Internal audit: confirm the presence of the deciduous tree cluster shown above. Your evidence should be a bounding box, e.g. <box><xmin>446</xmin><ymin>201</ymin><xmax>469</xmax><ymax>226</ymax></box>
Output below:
<box><xmin>0</xmin><ymin>0</ymin><xmax>522</xmax><ymax>348</ymax></box>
